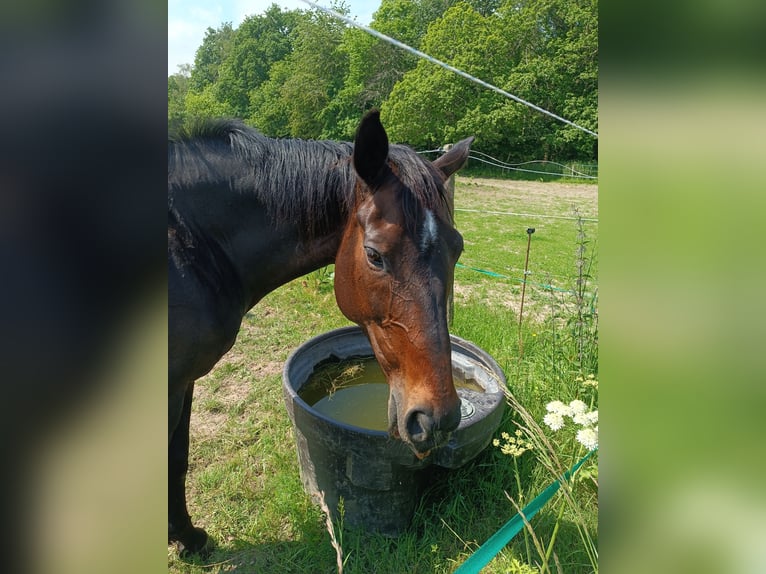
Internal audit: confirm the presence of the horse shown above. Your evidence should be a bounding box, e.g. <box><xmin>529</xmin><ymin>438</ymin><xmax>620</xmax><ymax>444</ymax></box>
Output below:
<box><xmin>168</xmin><ymin>110</ymin><xmax>473</xmax><ymax>554</ymax></box>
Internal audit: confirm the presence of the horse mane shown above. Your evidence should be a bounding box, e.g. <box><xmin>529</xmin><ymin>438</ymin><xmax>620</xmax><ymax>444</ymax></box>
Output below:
<box><xmin>168</xmin><ymin>119</ymin><xmax>447</xmax><ymax>240</ymax></box>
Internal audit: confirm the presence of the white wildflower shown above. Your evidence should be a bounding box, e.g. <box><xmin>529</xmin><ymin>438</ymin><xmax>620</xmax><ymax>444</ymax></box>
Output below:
<box><xmin>573</xmin><ymin>409</ymin><xmax>598</xmax><ymax>427</ymax></box>
<box><xmin>568</xmin><ymin>399</ymin><xmax>588</xmax><ymax>416</ymax></box>
<box><xmin>576</xmin><ymin>427</ymin><xmax>599</xmax><ymax>451</ymax></box>
<box><xmin>543</xmin><ymin>412</ymin><xmax>565</xmax><ymax>431</ymax></box>
<box><xmin>546</xmin><ymin>400</ymin><xmax>571</xmax><ymax>416</ymax></box>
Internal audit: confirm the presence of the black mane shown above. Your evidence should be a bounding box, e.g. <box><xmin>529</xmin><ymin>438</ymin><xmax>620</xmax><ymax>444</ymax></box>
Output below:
<box><xmin>168</xmin><ymin>119</ymin><xmax>447</xmax><ymax>240</ymax></box>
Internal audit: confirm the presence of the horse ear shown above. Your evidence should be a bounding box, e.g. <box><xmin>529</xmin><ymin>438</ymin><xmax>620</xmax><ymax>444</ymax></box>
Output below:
<box><xmin>353</xmin><ymin>110</ymin><xmax>389</xmax><ymax>186</ymax></box>
<box><xmin>433</xmin><ymin>136</ymin><xmax>474</xmax><ymax>179</ymax></box>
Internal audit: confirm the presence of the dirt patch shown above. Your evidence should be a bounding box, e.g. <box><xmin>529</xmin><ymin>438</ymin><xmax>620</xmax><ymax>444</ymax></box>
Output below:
<box><xmin>456</xmin><ymin>177</ymin><xmax>598</xmax><ymax>218</ymax></box>
<box><xmin>461</xmin><ymin>177</ymin><xmax>597</xmax><ymax>200</ymax></box>
<box><xmin>191</xmin><ymin>352</ymin><xmax>284</xmax><ymax>442</ymax></box>
<box><xmin>453</xmin><ymin>280</ymin><xmax>562</xmax><ymax>324</ymax></box>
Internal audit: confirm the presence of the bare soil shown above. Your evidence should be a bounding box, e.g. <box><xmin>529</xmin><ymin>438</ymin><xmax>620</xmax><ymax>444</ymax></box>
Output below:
<box><xmin>456</xmin><ymin>177</ymin><xmax>598</xmax><ymax>218</ymax></box>
<box><xmin>461</xmin><ymin>177</ymin><xmax>597</xmax><ymax>200</ymax></box>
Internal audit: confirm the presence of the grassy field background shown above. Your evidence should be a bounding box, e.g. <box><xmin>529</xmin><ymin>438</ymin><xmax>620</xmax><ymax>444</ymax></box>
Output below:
<box><xmin>169</xmin><ymin>177</ymin><xmax>598</xmax><ymax>573</ymax></box>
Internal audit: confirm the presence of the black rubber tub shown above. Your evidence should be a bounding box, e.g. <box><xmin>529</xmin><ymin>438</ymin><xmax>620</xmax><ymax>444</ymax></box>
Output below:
<box><xmin>282</xmin><ymin>326</ymin><xmax>506</xmax><ymax>536</ymax></box>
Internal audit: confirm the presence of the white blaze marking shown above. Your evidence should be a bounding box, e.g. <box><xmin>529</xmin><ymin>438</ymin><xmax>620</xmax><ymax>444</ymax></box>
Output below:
<box><xmin>421</xmin><ymin>210</ymin><xmax>438</xmax><ymax>252</ymax></box>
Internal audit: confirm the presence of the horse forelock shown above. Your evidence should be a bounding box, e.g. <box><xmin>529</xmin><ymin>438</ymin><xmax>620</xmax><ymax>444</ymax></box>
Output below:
<box><xmin>387</xmin><ymin>144</ymin><xmax>449</xmax><ymax>239</ymax></box>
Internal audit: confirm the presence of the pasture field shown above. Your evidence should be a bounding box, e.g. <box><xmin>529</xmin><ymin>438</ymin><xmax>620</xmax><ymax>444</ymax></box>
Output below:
<box><xmin>169</xmin><ymin>177</ymin><xmax>598</xmax><ymax>573</ymax></box>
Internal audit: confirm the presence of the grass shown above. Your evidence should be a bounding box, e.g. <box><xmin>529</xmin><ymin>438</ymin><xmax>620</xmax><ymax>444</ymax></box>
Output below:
<box><xmin>169</xmin><ymin>177</ymin><xmax>598</xmax><ymax>573</ymax></box>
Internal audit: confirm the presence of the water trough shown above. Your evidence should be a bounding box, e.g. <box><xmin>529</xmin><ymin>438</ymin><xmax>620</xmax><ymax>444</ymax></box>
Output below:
<box><xmin>282</xmin><ymin>326</ymin><xmax>506</xmax><ymax>535</ymax></box>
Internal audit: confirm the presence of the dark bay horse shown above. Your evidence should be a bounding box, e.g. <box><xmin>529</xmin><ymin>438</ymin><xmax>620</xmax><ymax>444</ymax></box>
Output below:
<box><xmin>169</xmin><ymin>111</ymin><xmax>473</xmax><ymax>554</ymax></box>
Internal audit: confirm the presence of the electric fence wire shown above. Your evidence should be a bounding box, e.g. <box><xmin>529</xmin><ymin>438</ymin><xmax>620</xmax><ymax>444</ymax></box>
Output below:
<box><xmin>418</xmin><ymin>148</ymin><xmax>598</xmax><ymax>179</ymax></box>
<box><xmin>298</xmin><ymin>0</ymin><xmax>598</xmax><ymax>138</ymax></box>
<box><xmin>455</xmin><ymin>207</ymin><xmax>597</xmax><ymax>222</ymax></box>
<box><xmin>465</xmin><ymin>153</ymin><xmax>596</xmax><ymax>179</ymax></box>
<box><xmin>468</xmin><ymin>150</ymin><xmax>597</xmax><ymax>179</ymax></box>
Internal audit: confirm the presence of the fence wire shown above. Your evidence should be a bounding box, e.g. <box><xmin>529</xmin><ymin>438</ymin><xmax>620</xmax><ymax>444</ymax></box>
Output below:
<box><xmin>299</xmin><ymin>0</ymin><xmax>598</xmax><ymax>138</ymax></box>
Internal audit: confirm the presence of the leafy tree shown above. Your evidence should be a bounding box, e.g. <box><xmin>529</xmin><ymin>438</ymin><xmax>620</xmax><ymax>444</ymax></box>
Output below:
<box><xmin>248</xmin><ymin>59</ymin><xmax>292</xmax><ymax>137</ymax></box>
<box><xmin>215</xmin><ymin>4</ymin><xmax>301</xmax><ymax>118</ymax></box>
<box><xmin>169</xmin><ymin>24</ymin><xmax>234</xmax><ymax>130</ymax></box>
<box><xmin>168</xmin><ymin>0</ymin><xmax>596</xmax><ymax>162</ymax></box>
<box><xmin>168</xmin><ymin>64</ymin><xmax>192</xmax><ymax>131</ymax></box>
<box><xmin>249</xmin><ymin>7</ymin><xmax>349</xmax><ymax>139</ymax></box>
<box><xmin>464</xmin><ymin>0</ymin><xmax>504</xmax><ymax>15</ymax></box>
<box><xmin>184</xmin><ymin>84</ymin><xmax>235</xmax><ymax>122</ymax></box>
<box><xmin>382</xmin><ymin>0</ymin><xmax>597</xmax><ymax>161</ymax></box>
<box><xmin>382</xmin><ymin>2</ymin><xmax>507</xmax><ymax>148</ymax></box>
<box><xmin>189</xmin><ymin>23</ymin><xmax>235</xmax><ymax>92</ymax></box>
<box><xmin>329</xmin><ymin>0</ymin><xmax>458</xmax><ymax>139</ymax></box>
<box><xmin>489</xmin><ymin>0</ymin><xmax>597</xmax><ymax>159</ymax></box>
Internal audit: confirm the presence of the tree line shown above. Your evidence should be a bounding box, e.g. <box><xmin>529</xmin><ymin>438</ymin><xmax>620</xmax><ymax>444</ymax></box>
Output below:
<box><xmin>168</xmin><ymin>0</ymin><xmax>597</xmax><ymax>162</ymax></box>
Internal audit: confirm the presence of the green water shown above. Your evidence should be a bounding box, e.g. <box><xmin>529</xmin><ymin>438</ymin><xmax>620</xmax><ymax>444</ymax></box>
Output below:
<box><xmin>300</xmin><ymin>357</ymin><xmax>389</xmax><ymax>431</ymax></box>
<box><xmin>299</xmin><ymin>356</ymin><xmax>483</xmax><ymax>431</ymax></box>
<box><xmin>312</xmin><ymin>382</ymin><xmax>390</xmax><ymax>431</ymax></box>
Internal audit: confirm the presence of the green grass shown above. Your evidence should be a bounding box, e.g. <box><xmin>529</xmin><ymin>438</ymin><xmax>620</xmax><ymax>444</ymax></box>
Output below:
<box><xmin>169</xmin><ymin>177</ymin><xmax>598</xmax><ymax>573</ymax></box>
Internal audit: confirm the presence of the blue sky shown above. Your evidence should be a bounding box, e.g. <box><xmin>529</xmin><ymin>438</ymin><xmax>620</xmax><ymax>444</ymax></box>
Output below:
<box><xmin>168</xmin><ymin>0</ymin><xmax>380</xmax><ymax>75</ymax></box>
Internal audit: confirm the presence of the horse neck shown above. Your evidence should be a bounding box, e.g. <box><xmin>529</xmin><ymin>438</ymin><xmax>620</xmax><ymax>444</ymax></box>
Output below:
<box><xmin>237</xmin><ymin>216</ymin><xmax>345</xmax><ymax>311</ymax></box>
<box><xmin>224</xmin><ymin>186</ymin><xmax>355</xmax><ymax>313</ymax></box>
<box><xmin>170</xmin><ymin>135</ymin><xmax>356</xmax><ymax>312</ymax></box>
<box><xmin>233</xmin><ymin>140</ymin><xmax>354</xmax><ymax>308</ymax></box>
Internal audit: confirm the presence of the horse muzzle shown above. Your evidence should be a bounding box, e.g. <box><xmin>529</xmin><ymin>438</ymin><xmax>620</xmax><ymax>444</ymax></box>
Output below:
<box><xmin>388</xmin><ymin>391</ymin><xmax>461</xmax><ymax>458</ymax></box>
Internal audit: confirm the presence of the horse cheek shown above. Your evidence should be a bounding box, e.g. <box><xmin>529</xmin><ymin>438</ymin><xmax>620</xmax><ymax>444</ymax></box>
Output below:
<box><xmin>334</xmin><ymin>248</ymin><xmax>365</xmax><ymax>324</ymax></box>
<box><xmin>333</xmin><ymin>267</ymin><xmax>354</xmax><ymax>322</ymax></box>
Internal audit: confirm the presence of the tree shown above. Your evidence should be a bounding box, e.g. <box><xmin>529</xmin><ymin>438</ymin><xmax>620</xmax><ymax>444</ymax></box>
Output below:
<box><xmin>329</xmin><ymin>0</ymin><xmax>458</xmax><ymax>139</ymax></box>
<box><xmin>381</xmin><ymin>2</ymin><xmax>507</xmax><ymax>148</ymax></box>
<box><xmin>248</xmin><ymin>59</ymin><xmax>292</xmax><ymax>137</ymax></box>
<box><xmin>249</xmin><ymin>7</ymin><xmax>349</xmax><ymax>139</ymax></box>
<box><xmin>168</xmin><ymin>64</ymin><xmax>192</xmax><ymax>131</ymax></box>
<box><xmin>184</xmin><ymin>85</ymin><xmax>235</xmax><ymax>123</ymax></box>
<box><xmin>494</xmin><ymin>0</ymin><xmax>598</xmax><ymax>159</ymax></box>
<box><xmin>215</xmin><ymin>5</ymin><xmax>301</xmax><ymax>118</ymax></box>
<box><xmin>381</xmin><ymin>0</ymin><xmax>597</xmax><ymax>160</ymax></box>
<box><xmin>168</xmin><ymin>0</ymin><xmax>597</xmax><ymax>162</ymax></box>
<box><xmin>189</xmin><ymin>23</ymin><xmax>235</xmax><ymax>92</ymax></box>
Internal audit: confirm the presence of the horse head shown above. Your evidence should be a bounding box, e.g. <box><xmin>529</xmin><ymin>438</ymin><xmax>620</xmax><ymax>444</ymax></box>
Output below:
<box><xmin>334</xmin><ymin>111</ymin><xmax>473</xmax><ymax>457</ymax></box>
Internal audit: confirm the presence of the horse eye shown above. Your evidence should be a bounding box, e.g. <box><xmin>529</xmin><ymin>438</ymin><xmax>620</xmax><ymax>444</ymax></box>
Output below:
<box><xmin>364</xmin><ymin>246</ymin><xmax>385</xmax><ymax>270</ymax></box>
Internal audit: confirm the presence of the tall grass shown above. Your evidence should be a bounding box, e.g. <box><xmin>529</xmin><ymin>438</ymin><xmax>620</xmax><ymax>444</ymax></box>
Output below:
<box><xmin>451</xmin><ymin>205</ymin><xmax>598</xmax><ymax>573</ymax></box>
<box><xmin>168</xmin><ymin>178</ymin><xmax>598</xmax><ymax>573</ymax></box>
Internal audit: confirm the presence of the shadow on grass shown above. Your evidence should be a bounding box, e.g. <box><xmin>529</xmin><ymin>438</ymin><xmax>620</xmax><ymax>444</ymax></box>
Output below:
<box><xmin>170</xmin><ymin>440</ymin><xmax>594</xmax><ymax>573</ymax></box>
<box><xmin>169</xmin><ymin>531</ymin><xmax>337</xmax><ymax>574</ymax></box>
<box><xmin>169</xmin><ymin>455</ymin><xmax>502</xmax><ymax>573</ymax></box>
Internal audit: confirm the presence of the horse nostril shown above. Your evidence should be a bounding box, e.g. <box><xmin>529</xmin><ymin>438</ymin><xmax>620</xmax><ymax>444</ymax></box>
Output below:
<box><xmin>405</xmin><ymin>410</ymin><xmax>434</xmax><ymax>444</ymax></box>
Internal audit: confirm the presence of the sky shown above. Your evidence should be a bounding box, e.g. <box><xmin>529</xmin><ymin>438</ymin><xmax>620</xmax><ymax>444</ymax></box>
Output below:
<box><xmin>168</xmin><ymin>0</ymin><xmax>380</xmax><ymax>75</ymax></box>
